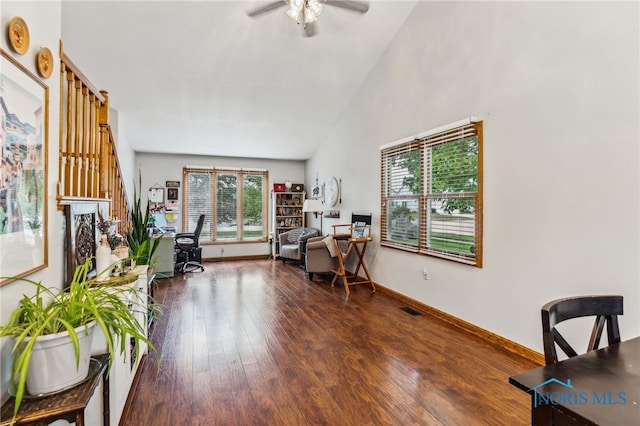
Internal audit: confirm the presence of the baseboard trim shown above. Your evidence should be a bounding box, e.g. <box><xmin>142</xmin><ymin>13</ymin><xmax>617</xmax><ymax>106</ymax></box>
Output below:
<box><xmin>375</xmin><ymin>283</ymin><xmax>545</xmax><ymax>366</ymax></box>
<box><xmin>203</xmin><ymin>254</ymin><xmax>270</xmax><ymax>262</ymax></box>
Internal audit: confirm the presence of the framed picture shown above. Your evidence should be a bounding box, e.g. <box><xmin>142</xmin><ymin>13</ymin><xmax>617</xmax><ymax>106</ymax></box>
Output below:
<box><xmin>0</xmin><ymin>49</ymin><xmax>49</xmax><ymax>285</ymax></box>
<box><xmin>324</xmin><ymin>210</ymin><xmax>340</xmax><ymax>218</ymax></box>
<box><xmin>63</xmin><ymin>203</ymin><xmax>101</xmax><ymax>286</ymax></box>
<box><xmin>149</xmin><ymin>187</ymin><xmax>164</xmax><ymax>203</ymax></box>
<box><xmin>165</xmin><ymin>180</ymin><xmax>180</xmax><ymax>188</ymax></box>
<box><xmin>167</xmin><ymin>187</ymin><xmax>178</xmax><ymax>201</ymax></box>
<box><xmin>311</xmin><ymin>184</ymin><xmax>322</xmax><ymax>199</ymax></box>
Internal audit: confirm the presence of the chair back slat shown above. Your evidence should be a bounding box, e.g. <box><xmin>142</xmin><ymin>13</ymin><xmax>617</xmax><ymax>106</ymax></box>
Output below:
<box><xmin>541</xmin><ymin>295</ymin><xmax>623</xmax><ymax>365</ymax></box>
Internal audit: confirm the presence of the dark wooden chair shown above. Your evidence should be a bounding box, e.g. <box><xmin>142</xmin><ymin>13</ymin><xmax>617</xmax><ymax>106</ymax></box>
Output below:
<box><xmin>541</xmin><ymin>295</ymin><xmax>623</xmax><ymax>365</ymax></box>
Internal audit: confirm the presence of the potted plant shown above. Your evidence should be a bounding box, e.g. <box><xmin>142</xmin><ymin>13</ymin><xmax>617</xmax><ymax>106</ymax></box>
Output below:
<box><xmin>126</xmin><ymin>172</ymin><xmax>159</xmax><ymax>268</ymax></box>
<box><xmin>0</xmin><ymin>258</ymin><xmax>156</xmax><ymax>422</ymax></box>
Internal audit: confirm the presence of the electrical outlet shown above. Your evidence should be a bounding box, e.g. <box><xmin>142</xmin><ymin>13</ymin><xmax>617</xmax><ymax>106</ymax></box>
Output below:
<box><xmin>423</xmin><ymin>268</ymin><xmax>429</xmax><ymax>280</ymax></box>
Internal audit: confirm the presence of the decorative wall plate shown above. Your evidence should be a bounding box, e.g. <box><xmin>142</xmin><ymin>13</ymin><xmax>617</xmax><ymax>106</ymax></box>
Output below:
<box><xmin>324</xmin><ymin>176</ymin><xmax>339</xmax><ymax>207</ymax></box>
<box><xmin>37</xmin><ymin>47</ymin><xmax>54</xmax><ymax>78</ymax></box>
<box><xmin>8</xmin><ymin>16</ymin><xmax>30</xmax><ymax>55</ymax></box>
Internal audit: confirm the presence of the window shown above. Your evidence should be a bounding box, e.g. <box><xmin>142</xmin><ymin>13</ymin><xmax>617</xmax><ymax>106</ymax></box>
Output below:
<box><xmin>380</xmin><ymin>119</ymin><xmax>483</xmax><ymax>266</ymax></box>
<box><xmin>183</xmin><ymin>167</ymin><xmax>269</xmax><ymax>242</ymax></box>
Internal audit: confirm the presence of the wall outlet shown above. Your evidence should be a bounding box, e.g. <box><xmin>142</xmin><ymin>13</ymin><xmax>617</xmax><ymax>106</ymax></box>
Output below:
<box><xmin>423</xmin><ymin>268</ymin><xmax>429</xmax><ymax>280</ymax></box>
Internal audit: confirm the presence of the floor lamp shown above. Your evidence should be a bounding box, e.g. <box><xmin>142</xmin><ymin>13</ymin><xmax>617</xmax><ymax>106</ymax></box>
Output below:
<box><xmin>302</xmin><ymin>199</ymin><xmax>324</xmax><ymax>234</ymax></box>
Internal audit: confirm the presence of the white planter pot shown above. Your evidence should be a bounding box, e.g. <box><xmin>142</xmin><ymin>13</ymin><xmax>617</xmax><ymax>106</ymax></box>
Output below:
<box><xmin>24</xmin><ymin>321</ymin><xmax>96</xmax><ymax>395</ymax></box>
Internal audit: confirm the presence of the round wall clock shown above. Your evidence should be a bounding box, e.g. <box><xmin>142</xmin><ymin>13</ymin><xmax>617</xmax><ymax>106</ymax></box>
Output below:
<box><xmin>37</xmin><ymin>47</ymin><xmax>54</xmax><ymax>78</ymax></box>
<box><xmin>8</xmin><ymin>16</ymin><xmax>30</xmax><ymax>55</ymax></box>
<box><xmin>324</xmin><ymin>176</ymin><xmax>339</xmax><ymax>207</ymax></box>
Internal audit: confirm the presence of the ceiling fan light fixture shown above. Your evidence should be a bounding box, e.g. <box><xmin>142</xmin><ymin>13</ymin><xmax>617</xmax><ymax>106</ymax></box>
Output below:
<box><xmin>247</xmin><ymin>0</ymin><xmax>368</xmax><ymax>37</ymax></box>
<box><xmin>287</xmin><ymin>0</ymin><xmax>304</xmax><ymax>22</ymax></box>
<box><xmin>287</xmin><ymin>7</ymin><xmax>301</xmax><ymax>22</ymax></box>
<box><xmin>304</xmin><ymin>8</ymin><xmax>318</xmax><ymax>24</ymax></box>
<box><xmin>307</xmin><ymin>0</ymin><xmax>323</xmax><ymax>16</ymax></box>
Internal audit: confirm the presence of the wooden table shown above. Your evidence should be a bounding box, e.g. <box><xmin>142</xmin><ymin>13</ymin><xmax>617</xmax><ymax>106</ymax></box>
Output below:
<box><xmin>330</xmin><ymin>234</ymin><xmax>376</xmax><ymax>295</ymax></box>
<box><xmin>509</xmin><ymin>336</ymin><xmax>640</xmax><ymax>425</ymax></box>
<box><xmin>1</xmin><ymin>353</ymin><xmax>110</xmax><ymax>426</ymax></box>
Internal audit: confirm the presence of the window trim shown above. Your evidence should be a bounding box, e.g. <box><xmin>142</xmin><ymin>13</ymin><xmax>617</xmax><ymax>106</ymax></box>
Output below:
<box><xmin>380</xmin><ymin>118</ymin><xmax>483</xmax><ymax>267</ymax></box>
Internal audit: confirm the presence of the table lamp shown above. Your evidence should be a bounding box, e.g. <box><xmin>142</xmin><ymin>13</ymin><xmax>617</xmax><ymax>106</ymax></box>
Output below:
<box><xmin>303</xmin><ymin>199</ymin><xmax>324</xmax><ymax>234</ymax></box>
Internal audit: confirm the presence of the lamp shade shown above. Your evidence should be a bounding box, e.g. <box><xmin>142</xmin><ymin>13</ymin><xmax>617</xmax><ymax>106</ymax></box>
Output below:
<box><xmin>302</xmin><ymin>199</ymin><xmax>324</xmax><ymax>213</ymax></box>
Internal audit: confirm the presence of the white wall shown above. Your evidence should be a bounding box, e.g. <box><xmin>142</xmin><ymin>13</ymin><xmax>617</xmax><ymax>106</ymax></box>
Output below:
<box><xmin>111</xmin><ymin>109</ymin><xmax>137</xmax><ymax>204</ymax></box>
<box><xmin>306</xmin><ymin>1</ymin><xmax>640</xmax><ymax>352</ymax></box>
<box><xmin>135</xmin><ymin>152</ymin><xmax>305</xmax><ymax>258</ymax></box>
<box><xmin>0</xmin><ymin>0</ymin><xmax>64</xmax><ymax>406</ymax></box>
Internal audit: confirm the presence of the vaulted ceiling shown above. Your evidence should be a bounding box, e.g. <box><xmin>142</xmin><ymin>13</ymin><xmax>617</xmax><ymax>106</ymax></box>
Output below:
<box><xmin>61</xmin><ymin>1</ymin><xmax>417</xmax><ymax>160</ymax></box>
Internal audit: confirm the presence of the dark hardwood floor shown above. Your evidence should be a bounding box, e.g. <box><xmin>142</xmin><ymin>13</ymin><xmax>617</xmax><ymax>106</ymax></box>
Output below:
<box><xmin>121</xmin><ymin>260</ymin><xmax>538</xmax><ymax>425</ymax></box>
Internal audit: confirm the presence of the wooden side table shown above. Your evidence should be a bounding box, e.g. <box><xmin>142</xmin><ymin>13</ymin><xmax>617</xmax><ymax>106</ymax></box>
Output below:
<box><xmin>330</xmin><ymin>234</ymin><xmax>376</xmax><ymax>296</ymax></box>
<box><xmin>0</xmin><ymin>353</ymin><xmax>110</xmax><ymax>426</ymax></box>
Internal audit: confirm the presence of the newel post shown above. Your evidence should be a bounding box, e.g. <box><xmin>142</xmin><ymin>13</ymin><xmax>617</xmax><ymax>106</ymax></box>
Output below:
<box><xmin>98</xmin><ymin>91</ymin><xmax>110</xmax><ymax>199</ymax></box>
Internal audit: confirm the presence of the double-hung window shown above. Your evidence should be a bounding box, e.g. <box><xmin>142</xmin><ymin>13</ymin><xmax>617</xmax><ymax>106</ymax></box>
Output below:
<box><xmin>380</xmin><ymin>119</ymin><xmax>483</xmax><ymax>266</ymax></box>
<box><xmin>182</xmin><ymin>167</ymin><xmax>269</xmax><ymax>242</ymax></box>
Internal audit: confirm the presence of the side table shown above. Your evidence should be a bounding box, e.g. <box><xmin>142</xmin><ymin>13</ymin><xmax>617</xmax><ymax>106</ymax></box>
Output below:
<box><xmin>330</xmin><ymin>234</ymin><xmax>376</xmax><ymax>296</ymax></box>
<box><xmin>0</xmin><ymin>353</ymin><xmax>110</xmax><ymax>426</ymax></box>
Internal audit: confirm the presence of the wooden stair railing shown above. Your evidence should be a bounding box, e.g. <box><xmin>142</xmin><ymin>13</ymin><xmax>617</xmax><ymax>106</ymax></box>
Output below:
<box><xmin>57</xmin><ymin>43</ymin><xmax>131</xmax><ymax>232</ymax></box>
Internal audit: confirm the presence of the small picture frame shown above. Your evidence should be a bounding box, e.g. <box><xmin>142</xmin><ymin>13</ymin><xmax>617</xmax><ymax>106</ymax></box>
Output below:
<box><xmin>167</xmin><ymin>187</ymin><xmax>179</xmax><ymax>201</ymax></box>
<box><xmin>324</xmin><ymin>210</ymin><xmax>340</xmax><ymax>218</ymax></box>
<box><xmin>311</xmin><ymin>184</ymin><xmax>322</xmax><ymax>199</ymax></box>
<box><xmin>149</xmin><ymin>187</ymin><xmax>164</xmax><ymax>203</ymax></box>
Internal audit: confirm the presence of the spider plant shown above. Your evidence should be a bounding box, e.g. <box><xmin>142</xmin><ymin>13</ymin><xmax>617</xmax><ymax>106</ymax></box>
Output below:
<box><xmin>0</xmin><ymin>258</ymin><xmax>157</xmax><ymax>421</ymax></box>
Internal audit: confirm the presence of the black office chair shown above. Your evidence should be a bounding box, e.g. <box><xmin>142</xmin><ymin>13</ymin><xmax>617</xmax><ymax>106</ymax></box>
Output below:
<box><xmin>541</xmin><ymin>295</ymin><xmax>623</xmax><ymax>365</ymax></box>
<box><xmin>175</xmin><ymin>214</ymin><xmax>205</xmax><ymax>273</ymax></box>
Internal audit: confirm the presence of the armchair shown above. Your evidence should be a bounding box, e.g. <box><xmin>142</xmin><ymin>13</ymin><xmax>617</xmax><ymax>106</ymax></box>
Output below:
<box><xmin>305</xmin><ymin>235</ymin><xmax>339</xmax><ymax>280</ymax></box>
<box><xmin>278</xmin><ymin>227</ymin><xmax>319</xmax><ymax>264</ymax></box>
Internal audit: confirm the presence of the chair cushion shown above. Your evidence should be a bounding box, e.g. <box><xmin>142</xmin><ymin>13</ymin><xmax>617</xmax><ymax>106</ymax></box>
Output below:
<box><xmin>323</xmin><ymin>235</ymin><xmax>338</xmax><ymax>257</ymax></box>
<box><xmin>280</xmin><ymin>244</ymin><xmax>299</xmax><ymax>260</ymax></box>
<box><xmin>286</xmin><ymin>228</ymin><xmax>305</xmax><ymax>243</ymax></box>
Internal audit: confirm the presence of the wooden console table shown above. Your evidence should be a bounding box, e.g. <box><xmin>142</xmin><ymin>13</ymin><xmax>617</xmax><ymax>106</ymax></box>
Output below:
<box><xmin>0</xmin><ymin>353</ymin><xmax>110</xmax><ymax>426</ymax></box>
<box><xmin>330</xmin><ymin>234</ymin><xmax>376</xmax><ymax>296</ymax></box>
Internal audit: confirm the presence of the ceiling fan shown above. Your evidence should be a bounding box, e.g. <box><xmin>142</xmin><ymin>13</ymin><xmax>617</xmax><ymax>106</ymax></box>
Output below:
<box><xmin>247</xmin><ymin>0</ymin><xmax>370</xmax><ymax>37</ymax></box>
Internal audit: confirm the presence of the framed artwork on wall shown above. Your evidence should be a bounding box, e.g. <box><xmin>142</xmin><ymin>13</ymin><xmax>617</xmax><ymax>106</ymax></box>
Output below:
<box><xmin>149</xmin><ymin>187</ymin><xmax>164</xmax><ymax>203</ymax></box>
<box><xmin>0</xmin><ymin>49</ymin><xmax>49</xmax><ymax>285</ymax></box>
<box><xmin>167</xmin><ymin>187</ymin><xmax>178</xmax><ymax>201</ymax></box>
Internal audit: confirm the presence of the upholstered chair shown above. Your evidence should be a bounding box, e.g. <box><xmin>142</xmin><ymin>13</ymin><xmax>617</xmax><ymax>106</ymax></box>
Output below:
<box><xmin>304</xmin><ymin>235</ymin><xmax>339</xmax><ymax>280</ymax></box>
<box><xmin>278</xmin><ymin>227</ymin><xmax>319</xmax><ymax>264</ymax></box>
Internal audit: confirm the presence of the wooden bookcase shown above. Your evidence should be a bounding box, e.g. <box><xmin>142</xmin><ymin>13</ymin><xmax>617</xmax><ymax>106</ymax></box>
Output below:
<box><xmin>272</xmin><ymin>190</ymin><xmax>305</xmax><ymax>258</ymax></box>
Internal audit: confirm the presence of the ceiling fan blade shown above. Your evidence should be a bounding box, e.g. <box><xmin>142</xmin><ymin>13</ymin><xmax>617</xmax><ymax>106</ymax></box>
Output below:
<box><xmin>304</xmin><ymin>21</ymin><xmax>316</xmax><ymax>37</ymax></box>
<box><xmin>247</xmin><ymin>1</ymin><xmax>288</xmax><ymax>18</ymax></box>
<box><xmin>324</xmin><ymin>0</ymin><xmax>369</xmax><ymax>14</ymax></box>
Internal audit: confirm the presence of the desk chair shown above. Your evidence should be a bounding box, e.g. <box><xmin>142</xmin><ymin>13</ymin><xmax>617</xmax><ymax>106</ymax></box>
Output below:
<box><xmin>541</xmin><ymin>295</ymin><xmax>623</xmax><ymax>365</ymax></box>
<box><xmin>330</xmin><ymin>213</ymin><xmax>375</xmax><ymax>295</ymax></box>
<box><xmin>175</xmin><ymin>214</ymin><xmax>205</xmax><ymax>273</ymax></box>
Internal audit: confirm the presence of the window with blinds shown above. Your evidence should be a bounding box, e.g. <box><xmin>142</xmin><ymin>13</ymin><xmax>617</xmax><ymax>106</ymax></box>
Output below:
<box><xmin>380</xmin><ymin>119</ymin><xmax>483</xmax><ymax>266</ymax></box>
<box><xmin>183</xmin><ymin>167</ymin><xmax>269</xmax><ymax>243</ymax></box>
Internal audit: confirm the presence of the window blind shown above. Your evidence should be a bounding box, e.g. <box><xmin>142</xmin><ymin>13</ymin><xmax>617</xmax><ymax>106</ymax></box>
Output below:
<box><xmin>380</xmin><ymin>120</ymin><xmax>483</xmax><ymax>267</ymax></box>
<box><xmin>183</xmin><ymin>167</ymin><xmax>268</xmax><ymax>242</ymax></box>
